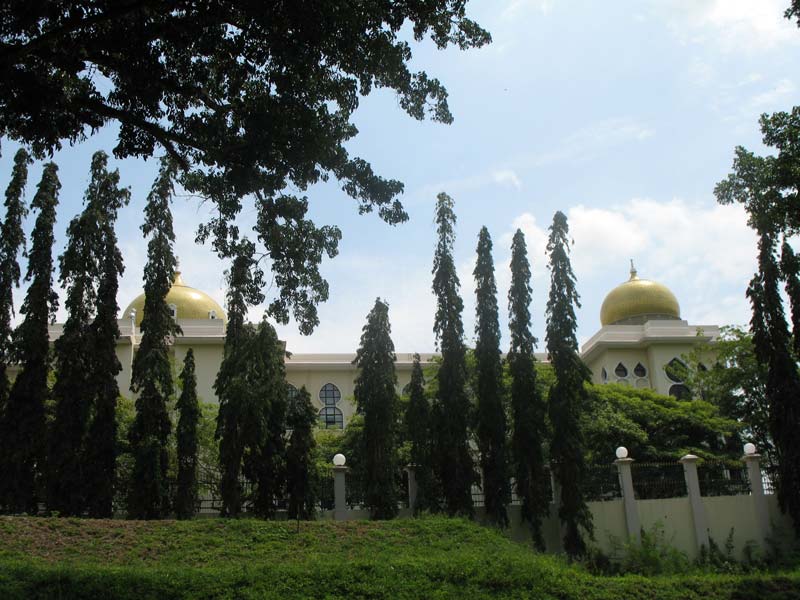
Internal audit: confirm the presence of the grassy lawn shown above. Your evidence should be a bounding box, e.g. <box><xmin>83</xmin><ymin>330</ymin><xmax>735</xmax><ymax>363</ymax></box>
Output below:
<box><xmin>0</xmin><ymin>516</ymin><xmax>798</xmax><ymax>599</ymax></box>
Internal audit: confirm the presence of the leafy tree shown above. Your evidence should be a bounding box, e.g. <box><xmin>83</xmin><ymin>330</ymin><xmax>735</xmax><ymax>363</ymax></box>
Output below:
<box><xmin>684</xmin><ymin>326</ymin><xmax>771</xmax><ymax>463</ymax></box>
<box><xmin>1</xmin><ymin>3</ymin><xmax>489</xmax><ymax>334</ymax></box>
<box><xmin>431</xmin><ymin>192</ymin><xmax>474</xmax><ymax>516</ymax></box>
<box><xmin>84</xmin><ymin>184</ymin><xmax>125</xmax><ymax>518</ymax></box>
<box><xmin>50</xmin><ymin>151</ymin><xmax>128</xmax><ymax>516</ymax></box>
<box><xmin>0</xmin><ymin>161</ymin><xmax>57</xmax><ymax>513</ymax></box>
<box><xmin>507</xmin><ymin>229</ymin><xmax>549</xmax><ymax>548</ymax></box>
<box><xmin>286</xmin><ymin>386</ymin><xmax>317</xmax><ymax>521</ymax></box>
<box><xmin>0</xmin><ymin>149</ymin><xmax>30</xmax><ymax>424</ymax></box>
<box><xmin>404</xmin><ymin>353</ymin><xmax>436</xmax><ymax>513</ymax></box>
<box><xmin>581</xmin><ymin>384</ymin><xmax>740</xmax><ymax>464</ymax></box>
<box><xmin>716</xmin><ymin>125</ymin><xmax>800</xmax><ymax>535</ymax></box>
<box><xmin>473</xmin><ymin>227</ymin><xmax>510</xmax><ymax>527</ymax></box>
<box><xmin>545</xmin><ymin>211</ymin><xmax>593</xmax><ymax>557</ymax></box>
<box><xmin>353</xmin><ymin>298</ymin><xmax>399</xmax><ymax>520</ymax></box>
<box><xmin>215</xmin><ymin>240</ymin><xmax>266</xmax><ymax>516</ymax></box>
<box><xmin>174</xmin><ymin>349</ymin><xmax>200</xmax><ymax>519</ymax></box>
<box><xmin>128</xmin><ymin>157</ymin><xmax>180</xmax><ymax>519</ymax></box>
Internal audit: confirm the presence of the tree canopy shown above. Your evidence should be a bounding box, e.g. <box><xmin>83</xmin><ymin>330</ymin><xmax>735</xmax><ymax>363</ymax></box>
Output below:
<box><xmin>0</xmin><ymin>1</ymin><xmax>489</xmax><ymax>333</ymax></box>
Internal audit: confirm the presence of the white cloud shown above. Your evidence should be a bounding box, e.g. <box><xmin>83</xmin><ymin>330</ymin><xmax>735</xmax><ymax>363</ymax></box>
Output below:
<box><xmin>491</xmin><ymin>168</ymin><xmax>523</xmax><ymax>190</ymax></box>
<box><xmin>750</xmin><ymin>78</ymin><xmax>796</xmax><ymax>108</ymax></box>
<box><xmin>655</xmin><ymin>0</ymin><xmax>800</xmax><ymax>52</ymax></box>
<box><xmin>501</xmin><ymin>0</ymin><xmax>553</xmax><ymax>20</ymax></box>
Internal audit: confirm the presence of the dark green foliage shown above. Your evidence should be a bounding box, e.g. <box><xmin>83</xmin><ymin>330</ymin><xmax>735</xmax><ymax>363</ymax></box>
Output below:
<box><xmin>175</xmin><ymin>349</ymin><xmax>200</xmax><ymax>520</ymax></box>
<box><xmin>84</xmin><ymin>188</ymin><xmax>125</xmax><ymax>518</ymax></box>
<box><xmin>545</xmin><ymin>211</ymin><xmax>593</xmax><ymax>557</ymax></box>
<box><xmin>354</xmin><ymin>298</ymin><xmax>399</xmax><ymax>519</ymax></box>
<box><xmin>286</xmin><ymin>386</ymin><xmax>317</xmax><ymax>521</ymax></box>
<box><xmin>0</xmin><ymin>148</ymin><xmax>30</xmax><ymax>427</ymax></box>
<box><xmin>405</xmin><ymin>354</ymin><xmax>436</xmax><ymax>513</ymax></box>
<box><xmin>715</xmin><ymin>113</ymin><xmax>800</xmax><ymax>535</ymax></box>
<box><xmin>582</xmin><ymin>384</ymin><xmax>740</xmax><ymax>463</ymax></box>
<box><xmin>472</xmin><ymin>227</ymin><xmax>510</xmax><ymax>527</ymax></box>
<box><xmin>1</xmin><ymin>3</ymin><xmax>489</xmax><ymax>335</ymax></box>
<box><xmin>431</xmin><ymin>192</ymin><xmax>474</xmax><ymax>516</ymax></box>
<box><xmin>507</xmin><ymin>229</ymin><xmax>549</xmax><ymax>548</ymax></box>
<box><xmin>685</xmin><ymin>326</ymin><xmax>772</xmax><ymax>463</ymax></box>
<box><xmin>129</xmin><ymin>157</ymin><xmax>180</xmax><ymax>519</ymax></box>
<box><xmin>50</xmin><ymin>151</ymin><xmax>128</xmax><ymax>516</ymax></box>
<box><xmin>0</xmin><ymin>161</ymin><xmax>56</xmax><ymax>514</ymax></box>
<box><xmin>780</xmin><ymin>241</ymin><xmax>800</xmax><ymax>356</ymax></box>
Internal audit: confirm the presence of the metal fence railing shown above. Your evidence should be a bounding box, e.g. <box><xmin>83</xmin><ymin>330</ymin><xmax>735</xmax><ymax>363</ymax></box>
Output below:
<box><xmin>631</xmin><ymin>462</ymin><xmax>687</xmax><ymax>499</ymax></box>
<box><xmin>697</xmin><ymin>461</ymin><xmax>750</xmax><ymax>497</ymax></box>
<box><xmin>582</xmin><ymin>464</ymin><xmax>622</xmax><ymax>502</ymax></box>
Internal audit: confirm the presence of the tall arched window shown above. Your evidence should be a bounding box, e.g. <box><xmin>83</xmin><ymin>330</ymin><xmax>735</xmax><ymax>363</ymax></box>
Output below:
<box><xmin>633</xmin><ymin>362</ymin><xmax>649</xmax><ymax>388</ymax></box>
<box><xmin>665</xmin><ymin>358</ymin><xmax>690</xmax><ymax>399</ymax></box>
<box><xmin>318</xmin><ymin>383</ymin><xmax>343</xmax><ymax>429</ymax></box>
<box><xmin>614</xmin><ymin>362</ymin><xmax>629</xmax><ymax>385</ymax></box>
<box><xmin>168</xmin><ymin>303</ymin><xmax>178</xmax><ymax>320</ymax></box>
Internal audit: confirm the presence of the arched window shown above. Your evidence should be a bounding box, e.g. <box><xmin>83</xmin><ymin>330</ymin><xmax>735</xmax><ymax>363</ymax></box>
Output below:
<box><xmin>319</xmin><ymin>383</ymin><xmax>341</xmax><ymax>407</ymax></box>
<box><xmin>286</xmin><ymin>383</ymin><xmax>299</xmax><ymax>403</ymax></box>
<box><xmin>669</xmin><ymin>384</ymin><xmax>691</xmax><ymax>400</ymax></box>
<box><xmin>319</xmin><ymin>406</ymin><xmax>343</xmax><ymax>429</ymax></box>
<box><xmin>634</xmin><ymin>363</ymin><xmax>647</xmax><ymax>378</ymax></box>
<box><xmin>209</xmin><ymin>310</ymin><xmax>217</xmax><ymax>320</ymax></box>
<box><xmin>169</xmin><ymin>303</ymin><xmax>178</xmax><ymax>320</ymax></box>
<box><xmin>614</xmin><ymin>363</ymin><xmax>628</xmax><ymax>378</ymax></box>
<box><xmin>665</xmin><ymin>358</ymin><xmax>688</xmax><ymax>383</ymax></box>
<box><xmin>601</xmin><ymin>367</ymin><xmax>608</xmax><ymax>383</ymax></box>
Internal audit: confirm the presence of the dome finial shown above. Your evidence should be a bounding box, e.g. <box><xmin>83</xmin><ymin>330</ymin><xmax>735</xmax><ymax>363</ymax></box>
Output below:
<box><xmin>173</xmin><ymin>259</ymin><xmax>185</xmax><ymax>286</ymax></box>
<box><xmin>629</xmin><ymin>259</ymin><xmax>638</xmax><ymax>281</ymax></box>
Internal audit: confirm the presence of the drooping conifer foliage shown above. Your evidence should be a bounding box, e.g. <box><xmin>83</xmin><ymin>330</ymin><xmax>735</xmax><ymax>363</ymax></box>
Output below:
<box><xmin>545</xmin><ymin>211</ymin><xmax>593</xmax><ymax>557</ymax></box>
<box><xmin>286</xmin><ymin>385</ymin><xmax>317</xmax><ymax>521</ymax></box>
<box><xmin>405</xmin><ymin>353</ymin><xmax>435</xmax><ymax>513</ymax></box>
<box><xmin>507</xmin><ymin>229</ymin><xmax>549</xmax><ymax>549</ymax></box>
<box><xmin>215</xmin><ymin>240</ymin><xmax>270</xmax><ymax>517</ymax></box>
<box><xmin>0</xmin><ymin>161</ymin><xmax>57</xmax><ymax>514</ymax></box>
<box><xmin>128</xmin><ymin>157</ymin><xmax>179</xmax><ymax>519</ymax></box>
<box><xmin>716</xmin><ymin>137</ymin><xmax>800</xmax><ymax>534</ymax></box>
<box><xmin>431</xmin><ymin>192</ymin><xmax>474</xmax><ymax>516</ymax></box>
<box><xmin>50</xmin><ymin>151</ymin><xmax>128</xmax><ymax>516</ymax></box>
<box><xmin>175</xmin><ymin>349</ymin><xmax>200</xmax><ymax>520</ymax></box>
<box><xmin>354</xmin><ymin>298</ymin><xmax>399</xmax><ymax>520</ymax></box>
<box><xmin>0</xmin><ymin>148</ymin><xmax>30</xmax><ymax>424</ymax></box>
<box><xmin>473</xmin><ymin>227</ymin><xmax>510</xmax><ymax>527</ymax></box>
<box><xmin>84</xmin><ymin>188</ymin><xmax>125</xmax><ymax>518</ymax></box>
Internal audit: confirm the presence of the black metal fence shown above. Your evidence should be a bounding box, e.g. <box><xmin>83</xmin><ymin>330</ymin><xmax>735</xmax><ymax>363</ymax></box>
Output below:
<box><xmin>582</xmin><ymin>464</ymin><xmax>622</xmax><ymax>501</ymax></box>
<box><xmin>697</xmin><ymin>461</ymin><xmax>750</xmax><ymax>497</ymax></box>
<box><xmin>630</xmin><ymin>462</ymin><xmax>687</xmax><ymax>499</ymax></box>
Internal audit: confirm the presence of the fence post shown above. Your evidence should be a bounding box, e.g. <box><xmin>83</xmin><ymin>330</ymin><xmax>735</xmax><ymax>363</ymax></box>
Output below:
<box><xmin>742</xmin><ymin>447</ymin><xmax>770</xmax><ymax>547</ymax></box>
<box><xmin>614</xmin><ymin>447</ymin><xmax>641</xmax><ymax>544</ymax></box>
<box><xmin>333</xmin><ymin>453</ymin><xmax>348</xmax><ymax>521</ymax></box>
<box><xmin>405</xmin><ymin>465</ymin><xmax>418</xmax><ymax>512</ymax></box>
<box><xmin>680</xmin><ymin>454</ymin><xmax>709</xmax><ymax>552</ymax></box>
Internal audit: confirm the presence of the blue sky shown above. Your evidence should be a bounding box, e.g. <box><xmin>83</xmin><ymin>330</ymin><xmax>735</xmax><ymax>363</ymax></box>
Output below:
<box><xmin>3</xmin><ymin>0</ymin><xmax>800</xmax><ymax>353</ymax></box>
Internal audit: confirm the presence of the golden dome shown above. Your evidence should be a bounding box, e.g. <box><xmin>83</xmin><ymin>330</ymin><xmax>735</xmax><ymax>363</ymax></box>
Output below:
<box><xmin>122</xmin><ymin>272</ymin><xmax>226</xmax><ymax>327</ymax></box>
<box><xmin>600</xmin><ymin>263</ymin><xmax>680</xmax><ymax>326</ymax></box>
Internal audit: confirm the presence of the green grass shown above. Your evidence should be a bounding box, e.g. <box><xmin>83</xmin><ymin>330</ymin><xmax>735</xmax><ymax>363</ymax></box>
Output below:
<box><xmin>0</xmin><ymin>516</ymin><xmax>798</xmax><ymax>599</ymax></box>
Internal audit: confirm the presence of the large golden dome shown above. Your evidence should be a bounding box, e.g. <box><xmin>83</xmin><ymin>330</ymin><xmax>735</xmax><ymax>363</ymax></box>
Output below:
<box><xmin>600</xmin><ymin>264</ymin><xmax>680</xmax><ymax>326</ymax></box>
<box><xmin>123</xmin><ymin>272</ymin><xmax>226</xmax><ymax>327</ymax></box>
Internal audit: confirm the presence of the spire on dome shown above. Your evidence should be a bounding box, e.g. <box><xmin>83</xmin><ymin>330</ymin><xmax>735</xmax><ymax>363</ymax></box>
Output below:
<box><xmin>629</xmin><ymin>259</ymin><xmax>638</xmax><ymax>281</ymax></box>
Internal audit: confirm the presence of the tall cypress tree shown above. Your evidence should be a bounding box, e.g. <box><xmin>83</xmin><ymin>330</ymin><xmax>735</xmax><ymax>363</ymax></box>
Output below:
<box><xmin>354</xmin><ymin>298</ymin><xmax>399</xmax><ymax>520</ymax></box>
<box><xmin>50</xmin><ymin>151</ymin><xmax>128</xmax><ymax>516</ymax></box>
<box><xmin>175</xmin><ymin>349</ymin><xmax>200</xmax><ymax>519</ymax></box>
<box><xmin>405</xmin><ymin>353</ymin><xmax>435</xmax><ymax>513</ymax></box>
<box><xmin>215</xmin><ymin>239</ymin><xmax>266</xmax><ymax>516</ymax></box>
<box><xmin>780</xmin><ymin>240</ymin><xmax>800</xmax><ymax>356</ymax></box>
<box><xmin>84</xmin><ymin>191</ymin><xmax>125</xmax><ymax>518</ymax></box>
<box><xmin>0</xmin><ymin>149</ymin><xmax>30</xmax><ymax>426</ymax></box>
<box><xmin>749</xmin><ymin>232</ymin><xmax>800</xmax><ymax>533</ymax></box>
<box><xmin>431</xmin><ymin>192</ymin><xmax>474</xmax><ymax>516</ymax></box>
<box><xmin>473</xmin><ymin>227</ymin><xmax>510</xmax><ymax>527</ymax></box>
<box><xmin>128</xmin><ymin>157</ymin><xmax>180</xmax><ymax>519</ymax></box>
<box><xmin>286</xmin><ymin>385</ymin><xmax>317</xmax><ymax>521</ymax></box>
<box><xmin>545</xmin><ymin>211</ymin><xmax>593</xmax><ymax>557</ymax></box>
<box><xmin>0</xmin><ymin>162</ymin><xmax>57</xmax><ymax>514</ymax></box>
<box><xmin>508</xmin><ymin>229</ymin><xmax>549</xmax><ymax>549</ymax></box>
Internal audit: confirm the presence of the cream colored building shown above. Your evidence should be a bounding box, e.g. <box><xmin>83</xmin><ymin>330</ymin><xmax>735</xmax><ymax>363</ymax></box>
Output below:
<box><xmin>44</xmin><ymin>263</ymin><xmax>718</xmax><ymax>429</ymax></box>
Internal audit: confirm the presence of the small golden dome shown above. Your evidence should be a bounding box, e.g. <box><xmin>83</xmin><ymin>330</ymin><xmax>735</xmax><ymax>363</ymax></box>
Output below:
<box><xmin>123</xmin><ymin>271</ymin><xmax>226</xmax><ymax>327</ymax></box>
<box><xmin>600</xmin><ymin>262</ymin><xmax>680</xmax><ymax>326</ymax></box>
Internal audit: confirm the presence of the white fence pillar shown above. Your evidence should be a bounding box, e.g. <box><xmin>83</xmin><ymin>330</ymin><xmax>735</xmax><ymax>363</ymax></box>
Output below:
<box><xmin>332</xmin><ymin>453</ymin><xmax>348</xmax><ymax>521</ymax></box>
<box><xmin>680</xmin><ymin>454</ymin><xmax>709</xmax><ymax>552</ymax></box>
<box><xmin>743</xmin><ymin>450</ymin><xmax>771</xmax><ymax>547</ymax></box>
<box><xmin>615</xmin><ymin>453</ymin><xmax>641</xmax><ymax>544</ymax></box>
